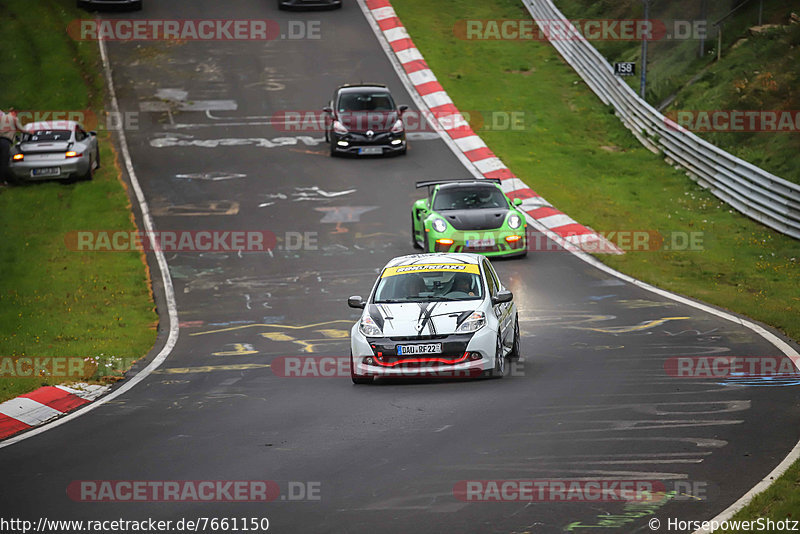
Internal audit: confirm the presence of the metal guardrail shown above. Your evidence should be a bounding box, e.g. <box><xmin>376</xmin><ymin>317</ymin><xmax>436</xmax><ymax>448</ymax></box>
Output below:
<box><xmin>521</xmin><ymin>0</ymin><xmax>800</xmax><ymax>239</ymax></box>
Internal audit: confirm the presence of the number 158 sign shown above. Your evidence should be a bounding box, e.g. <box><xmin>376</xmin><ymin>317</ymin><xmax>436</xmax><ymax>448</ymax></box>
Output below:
<box><xmin>614</xmin><ymin>62</ymin><xmax>636</xmax><ymax>76</ymax></box>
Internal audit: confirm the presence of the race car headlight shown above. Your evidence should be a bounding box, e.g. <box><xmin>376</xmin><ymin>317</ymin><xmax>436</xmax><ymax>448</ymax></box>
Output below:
<box><xmin>432</xmin><ymin>218</ymin><xmax>447</xmax><ymax>233</ymax></box>
<box><xmin>333</xmin><ymin>120</ymin><xmax>348</xmax><ymax>134</ymax></box>
<box><xmin>390</xmin><ymin>119</ymin><xmax>404</xmax><ymax>133</ymax></box>
<box><xmin>456</xmin><ymin>311</ymin><xmax>485</xmax><ymax>333</ymax></box>
<box><xmin>359</xmin><ymin>315</ymin><xmax>382</xmax><ymax>337</ymax></box>
<box><xmin>507</xmin><ymin>213</ymin><xmax>522</xmax><ymax>229</ymax></box>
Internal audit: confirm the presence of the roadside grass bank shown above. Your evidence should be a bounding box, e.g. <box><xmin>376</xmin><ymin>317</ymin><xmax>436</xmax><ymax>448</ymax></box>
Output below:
<box><xmin>556</xmin><ymin>0</ymin><xmax>800</xmax><ymax>185</ymax></box>
<box><xmin>391</xmin><ymin>0</ymin><xmax>800</xmax><ymax>526</ymax></box>
<box><xmin>0</xmin><ymin>0</ymin><xmax>157</xmax><ymax>403</ymax></box>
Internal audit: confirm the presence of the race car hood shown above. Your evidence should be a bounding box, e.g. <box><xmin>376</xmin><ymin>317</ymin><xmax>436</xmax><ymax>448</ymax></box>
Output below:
<box><xmin>439</xmin><ymin>208</ymin><xmax>509</xmax><ymax>231</ymax></box>
<box><xmin>367</xmin><ymin>301</ymin><xmax>480</xmax><ymax>336</ymax></box>
<box><xmin>337</xmin><ymin>111</ymin><xmax>399</xmax><ymax>133</ymax></box>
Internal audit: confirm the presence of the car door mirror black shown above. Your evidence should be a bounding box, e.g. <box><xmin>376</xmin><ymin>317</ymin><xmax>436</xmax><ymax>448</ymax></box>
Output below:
<box><xmin>491</xmin><ymin>290</ymin><xmax>513</xmax><ymax>305</ymax></box>
<box><xmin>323</xmin><ymin>106</ymin><xmax>333</xmax><ymax>115</ymax></box>
<box><xmin>89</xmin><ymin>131</ymin><xmax>97</xmax><ymax>136</ymax></box>
<box><xmin>348</xmin><ymin>295</ymin><xmax>366</xmax><ymax>309</ymax></box>
<box><xmin>398</xmin><ymin>105</ymin><xmax>409</xmax><ymax>114</ymax></box>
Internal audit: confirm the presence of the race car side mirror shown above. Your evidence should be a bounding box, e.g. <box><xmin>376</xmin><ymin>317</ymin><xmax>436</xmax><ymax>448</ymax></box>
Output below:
<box><xmin>398</xmin><ymin>105</ymin><xmax>409</xmax><ymax>114</ymax></box>
<box><xmin>491</xmin><ymin>290</ymin><xmax>513</xmax><ymax>305</ymax></box>
<box><xmin>323</xmin><ymin>106</ymin><xmax>333</xmax><ymax>114</ymax></box>
<box><xmin>513</xmin><ymin>198</ymin><xmax>523</xmax><ymax>206</ymax></box>
<box><xmin>348</xmin><ymin>296</ymin><xmax>366</xmax><ymax>309</ymax></box>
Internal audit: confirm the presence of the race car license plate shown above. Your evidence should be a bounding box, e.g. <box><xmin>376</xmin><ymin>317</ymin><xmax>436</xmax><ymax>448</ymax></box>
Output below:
<box><xmin>397</xmin><ymin>343</ymin><xmax>442</xmax><ymax>356</ymax></box>
<box><xmin>358</xmin><ymin>147</ymin><xmax>382</xmax><ymax>155</ymax></box>
<box><xmin>31</xmin><ymin>167</ymin><xmax>60</xmax><ymax>177</ymax></box>
<box><xmin>466</xmin><ymin>238</ymin><xmax>495</xmax><ymax>247</ymax></box>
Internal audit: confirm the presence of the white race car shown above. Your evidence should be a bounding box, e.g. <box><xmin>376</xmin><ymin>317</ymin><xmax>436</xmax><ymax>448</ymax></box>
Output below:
<box><xmin>348</xmin><ymin>253</ymin><xmax>520</xmax><ymax>384</ymax></box>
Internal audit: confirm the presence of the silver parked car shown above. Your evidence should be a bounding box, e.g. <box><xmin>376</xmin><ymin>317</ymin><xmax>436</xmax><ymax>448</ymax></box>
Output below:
<box><xmin>10</xmin><ymin>121</ymin><xmax>99</xmax><ymax>183</ymax></box>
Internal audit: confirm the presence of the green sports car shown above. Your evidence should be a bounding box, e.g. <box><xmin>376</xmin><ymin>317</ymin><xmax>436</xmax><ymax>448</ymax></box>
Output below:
<box><xmin>411</xmin><ymin>179</ymin><xmax>527</xmax><ymax>258</ymax></box>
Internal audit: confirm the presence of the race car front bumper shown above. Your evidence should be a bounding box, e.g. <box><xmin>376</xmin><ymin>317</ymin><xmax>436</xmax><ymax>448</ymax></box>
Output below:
<box><xmin>351</xmin><ymin>326</ymin><xmax>497</xmax><ymax>378</ymax></box>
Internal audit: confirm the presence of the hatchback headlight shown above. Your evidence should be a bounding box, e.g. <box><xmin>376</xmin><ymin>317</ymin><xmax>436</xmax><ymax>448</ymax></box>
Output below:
<box><xmin>456</xmin><ymin>311</ymin><xmax>485</xmax><ymax>333</ymax></box>
<box><xmin>333</xmin><ymin>121</ymin><xmax>348</xmax><ymax>134</ymax></box>
<box><xmin>432</xmin><ymin>218</ymin><xmax>447</xmax><ymax>233</ymax></box>
<box><xmin>508</xmin><ymin>213</ymin><xmax>522</xmax><ymax>229</ymax></box>
<box><xmin>359</xmin><ymin>315</ymin><xmax>382</xmax><ymax>337</ymax></box>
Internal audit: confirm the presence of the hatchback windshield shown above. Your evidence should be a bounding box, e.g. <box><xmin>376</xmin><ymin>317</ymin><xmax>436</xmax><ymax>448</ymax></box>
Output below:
<box><xmin>338</xmin><ymin>92</ymin><xmax>395</xmax><ymax>112</ymax></box>
<box><xmin>374</xmin><ymin>270</ymin><xmax>483</xmax><ymax>302</ymax></box>
<box><xmin>433</xmin><ymin>187</ymin><xmax>508</xmax><ymax>210</ymax></box>
<box><xmin>24</xmin><ymin>130</ymin><xmax>72</xmax><ymax>142</ymax></box>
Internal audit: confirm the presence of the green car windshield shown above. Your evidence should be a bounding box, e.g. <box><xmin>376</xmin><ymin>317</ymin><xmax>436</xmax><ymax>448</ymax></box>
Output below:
<box><xmin>433</xmin><ymin>187</ymin><xmax>508</xmax><ymax>210</ymax></box>
<box><xmin>374</xmin><ymin>272</ymin><xmax>483</xmax><ymax>302</ymax></box>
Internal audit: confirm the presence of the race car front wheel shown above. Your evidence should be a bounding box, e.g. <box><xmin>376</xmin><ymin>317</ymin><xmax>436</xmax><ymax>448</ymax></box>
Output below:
<box><xmin>509</xmin><ymin>315</ymin><xmax>521</xmax><ymax>360</ymax></box>
<box><xmin>484</xmin><ymin>335</ymin><xmax>505</xmax><ymax>378</ymax></box>
<box><xmin>350</xmin><ymin>351</ymin><xmax>372</xmax><ymax>385</ymax></box>
<box><xmin>412</xmin><ymin>213</ymin><xmax>422</xmax><ymax>249</ymax></box>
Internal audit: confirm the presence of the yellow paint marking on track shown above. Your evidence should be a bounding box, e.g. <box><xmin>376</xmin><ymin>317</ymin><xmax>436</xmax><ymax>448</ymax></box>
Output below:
<box><xmin>579</xmin><ymin>317</ymin><xmax>690</xmax><ymax>334</ymax></box>
<box><xmin>154</xmin><ymin>364</ymin><xmax>271</xmax><ymax>374</ymax></box>
<box><xmin>212</xmin><ymin>343</ymin><xmax>259</xmax><ymax>356</ymax></box>
<box><xmin>260</xmin><ymin>332</ymin><xmax>296</xmax><ymax>342</ymax></box>
<box><xmin>316</xmin><ymin>329</ymin><xmax>349</xmax><ymax>338</ymax></box>
<box><xmin>190</xmin><ymin>320</ymin><xmax>352</xmax><ymax>336</ymax></box>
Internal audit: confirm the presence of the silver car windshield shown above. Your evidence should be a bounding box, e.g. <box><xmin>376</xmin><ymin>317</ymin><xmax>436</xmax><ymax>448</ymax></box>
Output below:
<box><xmin>374</xmin><ymin>271</ymin><xmax>483</xmax><ymax>303</ymax></box>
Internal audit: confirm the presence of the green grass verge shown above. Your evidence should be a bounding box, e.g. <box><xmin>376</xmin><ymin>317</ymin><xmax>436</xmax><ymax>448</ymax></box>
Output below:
<box><xmin>0</xmin><ymin>0</ymin><xmax>157</xmax><ymax>403</ymax></box>
<box><xmin>392</xmin><ymin>0</ymin><xmax>799</xmax><ymax>526</ymax></box>
<box><xmin>555</xmin><ymin>0</ymin><xmax>800</xmax><ymax>185</ymax></box>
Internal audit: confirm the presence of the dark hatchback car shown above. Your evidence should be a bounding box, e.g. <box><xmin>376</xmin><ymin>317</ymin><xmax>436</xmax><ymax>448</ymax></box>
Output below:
<box><xmin>278</xmin><ymin>0</ymin><xmax>342</xmax><ymax>9</ymax></box>
<box><xmin>323</xmin><ymin>84</ymin><xmax>408</xmax><ymax>157</ymax></box>
<box><xmin>77</xmin><ymin>0</ymin><xmax>142</xmax><ymax>10</ymax></box>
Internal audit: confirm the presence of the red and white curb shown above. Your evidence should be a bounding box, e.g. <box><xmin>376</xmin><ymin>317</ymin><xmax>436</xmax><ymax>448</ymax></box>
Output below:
<box><xmin>0</xmin><ymin>383</ymin><xmax>108</xmax><ymax>440</ymax></box>
<box><xmin>364</xmin><ymin>0</ymin><xmax>621</xmax><ymax>254</ymax></box>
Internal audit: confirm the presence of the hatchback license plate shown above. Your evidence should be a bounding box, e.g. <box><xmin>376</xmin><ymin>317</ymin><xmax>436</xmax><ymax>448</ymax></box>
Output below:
<box><xmin>358</xmin><ymin>147</ymin><xmax>382</xmax><ymax>155</ymax></box>
<box><xmin>397</xmin><ymin>343</ymin><xmax>442</xmax><ymax>356</ymax></box>
<box><xmin>31</xmin><ymin>167</ymin><xmax>60</xmax><ymax>177</ymax></box>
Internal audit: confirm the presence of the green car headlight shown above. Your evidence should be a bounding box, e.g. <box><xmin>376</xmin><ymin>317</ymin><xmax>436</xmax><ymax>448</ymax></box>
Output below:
<box><xmin>432</xmin><ymin>218</ymin><xmax>447</xmax><ymax>233</ymax></box>
<box><xmin>508</xmin><ymin>213</ymin><xmax>522</xmax><ymax>229</ymax></box>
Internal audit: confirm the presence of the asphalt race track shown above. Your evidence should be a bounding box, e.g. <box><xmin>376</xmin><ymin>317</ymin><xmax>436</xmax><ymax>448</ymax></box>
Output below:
<box><xmin>2</xmin><ymin>2</ymin><xmax>800</xmax><ymax>533</ymax></box>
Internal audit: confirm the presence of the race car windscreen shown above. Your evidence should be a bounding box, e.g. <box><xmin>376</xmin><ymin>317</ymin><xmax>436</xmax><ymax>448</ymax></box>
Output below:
<box><xmin>23</xmin><ymin>130</ymin><xmax>72</xmax><ymax>142</ymax></box>
<box><xmin>337</xmin><ymin>92</ymin><xmax>396</xmax><ymax>112</ymax></box>
<box><xmin>374</xmin><ymin>270</ymin><xmax>483</xmax><ymax>303</ymax></box>
<box><xmin>433</xmin><ymin>187</ymin><xmax>508</xmax><ymax>210</ymax></box>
